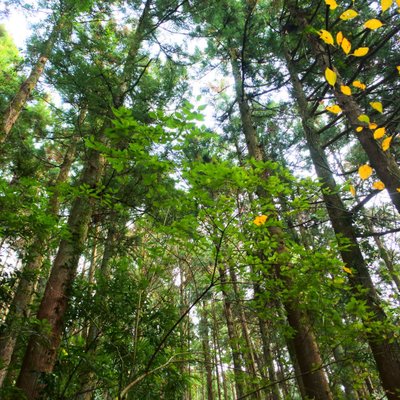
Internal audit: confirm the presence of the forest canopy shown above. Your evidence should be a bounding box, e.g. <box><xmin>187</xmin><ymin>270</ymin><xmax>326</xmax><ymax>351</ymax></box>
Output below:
<box><xmin>0</xmin><ymin>0</ymin><xmax>400</xmax><ymax>399</ymax></box>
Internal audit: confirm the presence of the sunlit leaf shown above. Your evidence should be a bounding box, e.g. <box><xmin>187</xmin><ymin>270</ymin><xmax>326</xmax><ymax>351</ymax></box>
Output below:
<box><xmin>397</xmin><ymin>66</ymin><xmax>400</xmax><ymax>74</ymax></box>
<box><xmin>358</xmin><ymin>114</ymin><xmax>370</xmax><ymax>123</ymax></box>
<box><xmin>349</xmin><ymin>185</ymin><xmax>356</xmax><ymax>196</ymax></box>
<box><xmin>358</xmin><ymin>164</ymin><xmax>372</xmax><ymax>180</ymax></box>
<box><xmin>340</xmin><ymin>9</ymin><xmax>358</xmax><ymax>20</ymax></box>
<box><xmin>353</xmin><ymin>80</ymin><xmax>366</xmax><ymax>90</ymax></box>
<box><xmin>356</xmin><ymin>126</ymin><xmax>363</xmax><ymax>132</ymax></box>
<box><xmin>336</xmin><ymin>31</ymin><xmax>343</xmax><ymax>45</ymax></box>
<box><xmin>381</xmin><ymin>0</ymin><xmax>393</xmax><ymax>11</ymax></box>
<box><xmin>253</xmin><ymin>215</ymin><xmax>268</xmax><ymax>226</ymax></box>
<box><xmin>340</xmin><ymin>85</ymin><xmax>352</xmax><ymax>95</ymax></box>
<box><xmin>369</xmin><ymin>122</ymin><xmax>378</xmax><ymax>130</ymax></box>
<box><xmin>343</xmin><ymin>266</ymin><xmax>353</xmax><ymax>274</ymax></box>
<box><xmin>325</xmin><ymin>67</ymin><xmax>337</xmax><ymax>86</ymax></box>
<box><xmin>382</xmin><ymin>136</ymin><xmax>393</xmax><ymax>151</ymax></box>
<box><xmin>372</xmin><ymin>181</ymin><xmax>385</xmax><ymax>190</ymax></box>
<box><xmin>352</xmin><ymin>47</ymin><xmax>369</xmax><ymax>57</ymax></box>
<box><xmin>370</xmin><ymin>102</ymin><xmax>383</xmax><ymax>113</ymax></box>
<box><xmin>364</xmin><ymin>19</ymin><xmax>383</xmax><ymax>30</ymax></box>
<box><xmin>319</xmin><ymin>29</ymin><xmax>334</xmax><ymax>45</ymax></box>
<box><xmin>341</xmin><ymin>37</ymin><xmax>351</xmax><ymax>54</ymax></box>
<box><xmin>326</xmin><ymin>105</ymin><xmax>342</xmax><ymax>114</ymax></box>
<box><xmin>373</xmin><ymin>127</ymin><xmax>386</xmax><ymax>139</ymax></box>
<box><xmin>325</xmin><ymin>0</ymin><xmax>338</xmax><ymax>9</ymax></box>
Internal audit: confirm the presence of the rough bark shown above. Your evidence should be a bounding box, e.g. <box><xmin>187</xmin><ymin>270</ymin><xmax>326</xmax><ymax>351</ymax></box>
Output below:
<box><xmin>200</xmin><ymin>304</ymin><xmax>214</xmax><ymax>400</ymax></box>
<box><xmin>230</xmin><ymin>48</ymin><xmax>333</xmax><ymax>400</ymax></box>
<box><xmin>0</xmin><ymin>136</ymin><xmax>77</xmax><ymax>388</ymax></box>
<box><xmin>15</xmin><ymin>148</ymin><xmax>105</xmax><ymax>399</ymax></box>
<box><xmin>284</xmin><ymin>45</ymin><xmax>400</xmax><ymax>399</ymax></box>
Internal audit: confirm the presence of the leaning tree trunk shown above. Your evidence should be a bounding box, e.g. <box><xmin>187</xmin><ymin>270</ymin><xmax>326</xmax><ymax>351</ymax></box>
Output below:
<box><xmin>0</xmin><ymin>134</ymin><xmax>77</xmax><ymax>388</ymax></box>
<box><xmin>229</xmin><ymin>48</ymin><xmax>333</xmax><ymax>400</ymax></box>
<box><xmin>287</xmin><ymin>6</ymin><xmax>400</xmax><ymax>214</ymax></box>
<box><xmin>284</xmin><ymin>45</ymin><xmax>400</xmax><ymax>399</ymax></box>
<box><xmin>0</xmin><ymin>14</ymin><xmax>66</xmax><ymax>143</ymax></box>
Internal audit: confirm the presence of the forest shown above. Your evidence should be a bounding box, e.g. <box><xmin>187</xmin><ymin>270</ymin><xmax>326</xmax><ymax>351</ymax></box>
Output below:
<box><xmin>0</xmin><ymin>0</ymin><xmax>399</xmax><ymax>399</ymax></box>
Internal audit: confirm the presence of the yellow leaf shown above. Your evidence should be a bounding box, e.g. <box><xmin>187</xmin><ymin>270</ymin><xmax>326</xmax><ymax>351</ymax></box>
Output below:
<box><xmin>319</xmin><ymin>29</ymin><xmax>334</xmax><ymax>45</ymax></box>
<box><xmin>325</xmin><ymin>0</ymin><xmax>338</xmax><ymax>9</ymax></box>
<box><xmin>352</xmin><ymin>80</ymin><xmax>366</xmax><ymax>90</ymax></box>
<box><xmin>369</xmin><ymin>122</ymin><xmax>378</xmax><ymax>130</ymax></box>
<box><xmin>253</xmin><ymin>215</ymin><xmax>268</xmax><ymax>226</ymax></box>
<box><xmin>343</xmin><ymin>266</ymin><xmax>353</xmax><ymax>274</ymax></box>
<box><xmin>358</xmin><ymin>114</ymin><xmax>370</xmax><ymax>123</ymax></box>
<box><xmin>381</xmin><ymin>0</ymin><xmax>393</xmax><ymax>11</ymax></box>
<box><xmin>340</xmin><ymin>85</ymin><xmax>352</xmax><ymax>95</ymax></box>
<box><xmin>356</xmin><ymin>126</ymin><xmax>363</xmax><ymax>132</ymax></box>
<box><xmin>373</xmin><ymin>127</ymin><xmax>386</xmax><ymax>139</ymax></box>
<box><xmin>352</xmin><ymin>47</ymin><xmax>369</xmax><ymax>57</ymax></box>
<box><xmin>397</xmin><ymin>0</ymin><xmax>400</xmax><ymax>6</ymax></box>
<box><xmin>364</xmin><ymin>19</ymin><xmax>383</xmax><ymax>30</ymax></box>
<box><xmin>372</xmin><ymin>181</ymin><xmax>385</xmax><ymax>190</ymax></box>
<box><xmin>397</xmin><ymin>66</ymin><xmax>400</xmax><ymax>74</ymax></box>
<box><xmin>382</xmin><ymin>136</ymin><xmax>393</xmax><ymax>151</ymax></box>
<box><xmin>336</xmin><ymin>31</ymin><xmax>344</xmax><ymax>45</ymax></box>
<box><xmin>326</xmin><ymin>105</ymin><xmax>342</xmax><ymax>114</ymax></box>
<box><xmin>350</xmin><ymin>185</ymin><xmax>356</xmax><ymax>196</ymax></box>
<box><xmin>359</xmin><ymin>164</ymin><xmax>373</xmax><ymax>180</ymax></box>
<box><xmin>341</xmin><ymin>37</ymin><xmax>351</xmax><ymax>54</ymax></box>
<box><xmin>325</xmin><ymin>67</ymin><xmax>337</xmax><ymax>86</ymax></box>
<box><xmin>397</xmin><ymin>187</ymin><xmax>400</xmax><ymax>193</ymax></box>
<box><xmin>370</xmin><ymin>102</ymin><xmax>383</xmax><ymax>113</ymax></box>
<box><xmin>340</xmin><ymin>9</ymin><xmax>358</xmax><ymax>20</ymax></box>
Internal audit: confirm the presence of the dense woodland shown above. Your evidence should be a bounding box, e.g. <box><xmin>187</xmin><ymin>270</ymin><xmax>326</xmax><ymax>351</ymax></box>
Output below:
<box><xmin>0</xmin><ymin>0</ymin><xmax>400</xmax><ymax>399</ymax></box>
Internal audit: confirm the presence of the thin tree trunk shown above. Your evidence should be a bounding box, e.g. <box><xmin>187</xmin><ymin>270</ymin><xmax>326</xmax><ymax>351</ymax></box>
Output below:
<box><xmin>284</xmin><ymin>45</ymin><xmax>400</xmax><ymax>399</ymax></box>
<box><xmin>0</xmin><ymin>136</ymin><xmax>77</xmax><ymax>388</ymax></box>
<box><xmin>229</xmin><ymin>47</ymin><xmax>333</xmax><ymax>400</ymax></box>
<box><xmin>218</xmin><ymin>263</ymin><xmax>246</xmax><ymax>399</ymax></box>
<box><xmin>1</xmin><ymin>15</ymin><xmax>66</xmax><ymax>143</ymax></box>
<box><xmin>200</xmin><ymin>303</ymin><xmax>214</xmax><ymax>400</ymax></box>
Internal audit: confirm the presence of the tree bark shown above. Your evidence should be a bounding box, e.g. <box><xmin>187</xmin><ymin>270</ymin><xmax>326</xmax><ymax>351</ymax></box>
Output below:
<box><xmin>0</xmin><ymin>136</ymin><xmax>77</xmax><ymax>388</ymax></box>
<box><xmin>1</xmin><ymin>15</ymin><xmax>66</xmax><ymax>143</ymax></box>
<box><xmin>200</xmin><ymin>303</ymin><xmax>214</xmax><ymax>400</ymax></box>
<box><xmin>284</xmin><ymin>45</ymin><xmax>400</xmax><ymax>399</ymax></box>
<box><xmin>15</xmin><ymin>147</ymin><xmax>105</xmax><ymax>399</ymax></box>
<box><xmin>230</xmin><ymin>47</ymin><xmax>333</xmax><ymax>400</ymax></box>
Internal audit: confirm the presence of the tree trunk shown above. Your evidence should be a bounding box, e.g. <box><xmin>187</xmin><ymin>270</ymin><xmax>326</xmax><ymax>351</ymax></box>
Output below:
<box><xmin>200</xmin><ymin>303</ymin><xmax>214</xmax><ymax>400</ymax></box>
<box><xmin>289</xmin><ymin>8</ymin><xmax>400</xmax><ymax>214</ymax></box>
<box><xmin>218</xmin><ymin>263</ymin><xmax>246</xmax><ymax>399</ymax></box>
<box><xmin>1</xmin><ymin>15</ymin><xmax>66</xmax><ymax>143</ymax></box>
<box><xmin>0</xmin><ymin>136</ymin><xmax>77</xmax><ymax>388</ymax></box>
<box><xmin>229</xmin><ymin>47</ymin><xmax>333</xmax><ymax>400</ymax></box>
<box><xmin>284</xmin><ymin>45</ymin><xmax>400</xmax><ymax>399</ymax></box>
<box><xmin>15</xmin><ymin>147</ymin><xmax>105</xmax><ymax>399</ymax></box>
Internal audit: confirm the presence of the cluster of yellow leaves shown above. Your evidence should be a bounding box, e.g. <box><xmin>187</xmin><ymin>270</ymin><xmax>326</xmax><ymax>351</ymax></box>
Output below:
<box><xmin>253</xmin><ymin>215</ymin><xmax>268</xmax><ymax>226</ymax></box>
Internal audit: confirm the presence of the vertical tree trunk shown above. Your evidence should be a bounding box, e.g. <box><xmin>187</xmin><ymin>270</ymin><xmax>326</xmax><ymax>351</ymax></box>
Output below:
<box><xmin>1</xmin><ymin>15</ymin><xmax>66</xmax><ymax>143</ymax></box>
<box><xmin>15</xmin><ymin>147</ymin><xmax>105</xmax><ymax>399</ymax></box>
<box><xmin>218</xmin><ymin>263</ymin><xmax>246</xmax><ymax>399</ymax></box>
<box><xmin>0</xmin><ymin>136</ymin><xmax>77</xmax><ymax>388</ymax></box>
<box><xmin>200</xmin><ymin>303</ymin><xmax>214</xmax><ymax>400</ymax></box>
<box><xmin>284</xmin><ymin>45</ymin><xmax>400</xmax><ymax>399</ymax></box>
<box><xmin>229</xmin><ymin>47</ymin><xmax>333</xmax><ymax>400</ymax></box>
